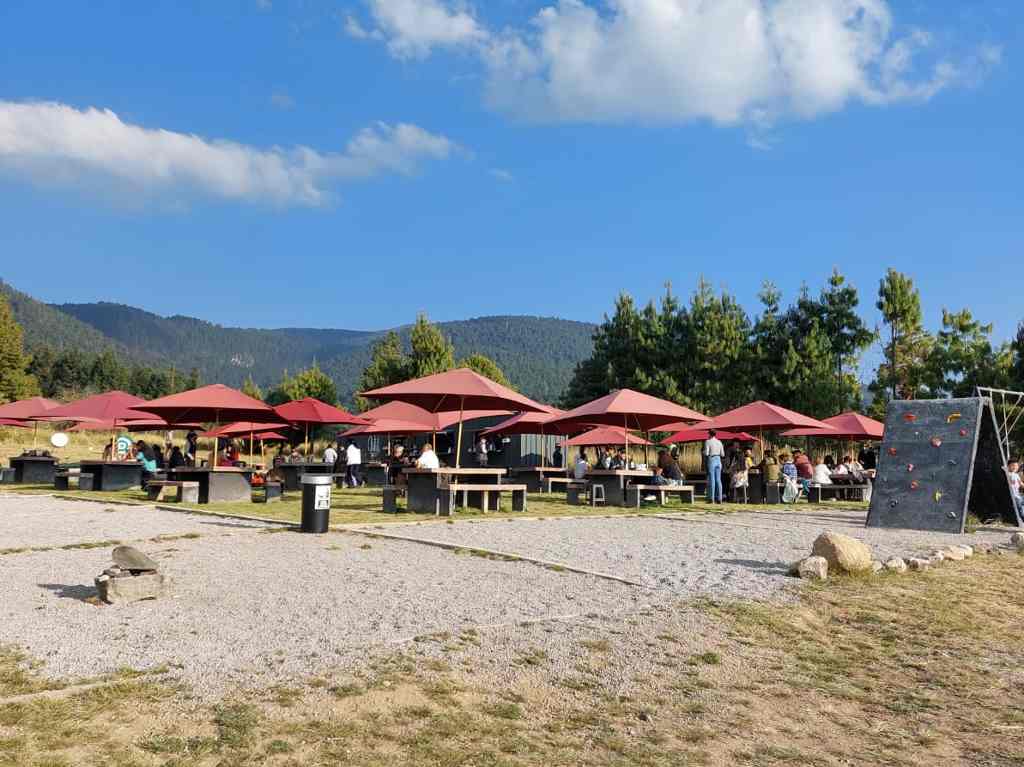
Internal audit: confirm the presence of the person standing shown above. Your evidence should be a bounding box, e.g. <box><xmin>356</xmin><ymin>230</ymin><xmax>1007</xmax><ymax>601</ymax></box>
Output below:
<box><xmin>185</xmin><ymin>429</ymin><xmax>199</xmax><ymax>466</ymax></box>
<box><xmin>704</xmin><ymin>429</ymin><xmax>725</xmax><ymax>503</ymax></box>
<box><xmin>474</xmin><ymin>435</ymin><xmax>489</xmax><ymax>467</ymax></box>
<box><xmin>552</xmin><ymin>444</ymin><xmax>563</xmax><ymax>468</ymax></box>
<box><xmin>345</xmin><ymin>440</ymin><xmax>362</xmax><ymax>487</ymax></box>
<box><xmin>323</xmin><ymin>442</ymin><xmax>338</xmax><ymax>467</ymax></box>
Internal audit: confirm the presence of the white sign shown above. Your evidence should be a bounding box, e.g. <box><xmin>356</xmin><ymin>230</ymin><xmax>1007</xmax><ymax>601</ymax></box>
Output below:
<box><xmin>50</xmin><ymin>432</ymin><xmax>69</xmax><ymax>448</ymax></box>
<box><xmin>314</xmin><ymin>484</ymin><xmax>331</xmax><ymax>510</ymax></box>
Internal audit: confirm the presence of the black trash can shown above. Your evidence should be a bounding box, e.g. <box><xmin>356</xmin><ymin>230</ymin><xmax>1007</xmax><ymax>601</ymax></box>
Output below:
<box><xmin>300</xmin><ymin>474</ymin><xmax>333</xmax><ymax>533</ymax></box>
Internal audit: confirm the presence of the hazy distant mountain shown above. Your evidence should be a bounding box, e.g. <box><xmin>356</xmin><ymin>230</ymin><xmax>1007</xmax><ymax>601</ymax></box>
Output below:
<box><xmin>3</xmin><ymin>281</ymin><xmax>595</xmax><ymax>404</ymax></box>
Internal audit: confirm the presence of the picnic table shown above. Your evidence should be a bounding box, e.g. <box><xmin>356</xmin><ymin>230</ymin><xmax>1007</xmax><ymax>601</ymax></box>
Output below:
<box><xmin>360</xmin><ymin>461</ymin><xmax>389</xmax><ymax>486</ymax></box>
<box><xmin>585</xmin><ymin>469</ymin><xmax>652</xmax><ymax>506</ymax></box>
<box><xmin>507</xmin><ymin>466</ymin><xmax>567</xmax><ymax>492</ymax></box>
<box><xmin>168</xmin><ymin>466</ymin><xmax>257</xmax><ymax>504</ymax></box>
<box><xmin>78</xmin><ymin>460</ymin><xmax>144</xmax><ymax>491</ymax></box>
<box><xmin>8</xmin><ymin>455</ymin><xmax>58</xmax><ymax>485</ymax></box>
<box><xmin>274</xmin><ymin>461</ymin><xmax>335</xmax><ymax>491</ymax></box>
<box><xmin>403</xmin><ymin>467</ymin><xmax>507</xmax><ymax>513</ymax></box>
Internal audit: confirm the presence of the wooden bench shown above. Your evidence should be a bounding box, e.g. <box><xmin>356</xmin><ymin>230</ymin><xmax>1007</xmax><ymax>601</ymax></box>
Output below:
<box><xmin>807</xmin><ymin>483</ymin><xmax>870</xmax><ymax>503</ymax></box>
<box><xmin>625</xmin><ymin>484</ymin><xmax>695</xmax><ymax>507</ymax></box>
<box><xmin>54</xmin><ymin>469</ymin><xmax>93</xmax><ymax>491</ymax></box>
<box><xmin>566</xmin><ymin>481</ymin><xmax>602</xmax><ymax>506</ymax></box>
<box><xmin>252</xmin><ymin>481</ymin><xmax>283</xmax><ymax>504</ymax></box>
<box><xmin>441</xmin><ymin>483</ymin><xmax>528</xmax><ymax>515</ymax></box>
<box><xmin>146</xmin><ymin>480</ymin><xmax>200</xmax><ymax>503</ymax></box>
<box><xmin>544</xmin><ymin>476</ymin><xmax>579</xmax><ymax>493</ymax></box>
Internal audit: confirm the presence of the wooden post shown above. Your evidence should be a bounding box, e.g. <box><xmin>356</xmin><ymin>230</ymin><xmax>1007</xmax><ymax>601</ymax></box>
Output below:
<box><xmin>454</xmin><ymin>396</ymin><xmax>465</xmax><ymax>469</ymax></box>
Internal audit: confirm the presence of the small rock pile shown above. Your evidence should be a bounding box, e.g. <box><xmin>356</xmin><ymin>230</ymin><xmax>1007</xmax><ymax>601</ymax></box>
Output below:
<box><xmin>790</xmin><ymin>531</ymin><xmax>1014</xmax><ymax>582</ymax></box>
<box><xmin>95</xmin><ymin>546</ymin><xmax>168</xmax><ymax>604</ymax></box>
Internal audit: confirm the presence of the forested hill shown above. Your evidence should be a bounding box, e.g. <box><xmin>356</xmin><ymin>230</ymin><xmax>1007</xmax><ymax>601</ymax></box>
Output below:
<box><xmin>3</xmin><ymin>282</ymin><xmax>594</xmax><ymax>404</ymax></box>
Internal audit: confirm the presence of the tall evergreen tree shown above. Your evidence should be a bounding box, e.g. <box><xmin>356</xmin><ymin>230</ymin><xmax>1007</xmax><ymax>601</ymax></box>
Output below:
<box><xmin>0</xmin><ymin>295</ymin><xmax>38</xmax><ymax>402</ymax></box>
<box><xmin>459</xmin><ymin>353</ymin><xmax>512</xmax><ymax>388</ymax></box>
<box><xmin>289</xmin><ymin>362</ymin><xmax>338</xmax><ymax>404</ymax></box>
<box><xmin>241</xmin><ymin>375</ymin><xmax>264</xmax><ymax>401</ymax></box>
<box><xmin>926</xmin><ymin>308</ymin><xmax>1011</xmax><ymax>397</ymax></box>
<box><xmin>874</xmin><ymin>269</ymin><xmax>929</xmax><ymax>400</ymax></box>
<box><xmin>685</xmin><ymin>279</ymin><xmax>751</xmax><ymax>414</ymax></box>
<box><xmin>359</xmin><ymin>332</ymin><xmax>407</xmax><ymax>391</ymax></box>
<box><xmin>408</xmin><ymin>313</ymin><xmax>455</xmax><ymax>378</ymax></box>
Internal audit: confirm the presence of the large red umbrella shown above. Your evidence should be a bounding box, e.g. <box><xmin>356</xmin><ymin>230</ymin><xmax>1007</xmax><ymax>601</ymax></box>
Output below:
<box><xmin>345</xmin><ymin>418</ymin><xmax>437</xmax><ymax>436</ymax></box>
<box><xmin>132</xmin><ymin>384</ymin><xmax>282</xmax><ymax>467</ymax></box>
<box><xmin>69</xmin><ymin>418</ymin><xmax>203</xmax><ymax>432</ymax></box>
<box><xmin>700</xmin><ymin>400</ymin><xmax>833</xmax><ymax>460</ymax></box>
<box><xmin>360</xmin><ymin>368</ymin><xmax>547</xmax><ymax>467</ymax></box>
<box><xmin>546</xmin><ymin>389</ymin><xmax>708</xmax><ymax>465</ymax></box>
<box><xmin>660</xmin><ymin>428</ymin><xmax>759</xmax><ymax>445</ymax></box>
<box><xmin>0</xmin><ymin>397</ymin><xmax>60</xmax><ymax>421</ymax></box>
<box><xmin>273</xmin><ymin>397</ymin><xmax>369</xmax><ymax>453</ymax></box>
<box><xmin>562</xmin><ymin>427</ymin><xmax>651</xmax><ymax>447</ymax></box>
<box><xmin>781</xmin><ymin>411</ymin><xmax>884</xmax><ymax>440</ymax></box>
<box><xmin>201</xmin><ymin>421</ymin><xmax>292</xmax><ymax>438</ymax></box>
<box><xmin>480</xmin><ymin>407</ymin><xmax>565</xmax><ymax>438</ymax></box>
<box><xmin>0</xmin><ymin>418</ymin><xmax>29</xmax><ymax>428</ymax></box>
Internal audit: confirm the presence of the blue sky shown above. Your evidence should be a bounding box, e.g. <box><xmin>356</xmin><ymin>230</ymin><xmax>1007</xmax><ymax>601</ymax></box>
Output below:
<box><xmin>1</xmin><ymin>0</ymin><xmax>1021</xmax><ymax>363</ymax></box>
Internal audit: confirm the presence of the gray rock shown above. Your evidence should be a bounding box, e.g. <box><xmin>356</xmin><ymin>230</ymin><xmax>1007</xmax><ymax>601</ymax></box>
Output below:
<box><xmin>907</xmin><ymin>558</ymin><xmax>930</xmax><ymax>571</ymax></box>
<box><xmin>883</xmin><ymin>557</ymin><xmax>907</xmax><ymax>573</ymax></box>
<box><xmin>942</xmin><ymin>546</ymin><xmax>966</xmax><ymax>562</ymax></box>
<box><xmin>1011</xmin><ymin>532</ymin><xmax>1024</xmax><ymax>550</ymax></box>
<box><xmin>811</xmin><ymin>532</ymin><xmax>873</xmax><ymax>574</ymax></box>
<box><xmin>871</xmin><ymin>561</ymin><xmax>884</xmax><ymax>574</ymax></box>
<box><xmin>972</xmin><ymin>541</ymin><xmax>994</xmax><ymax>555</ymax></box>
<box><xmin>797</xmin><ymin>556</ymin><xmax>828</xmax><ymax>581</ymax></box>
<box><xmin>111</xmin><ymin>546</ymin><xmax>159</xmax><ymax>573</ymax></box>
<box><xmin>95</xmin><ymin>571</ymin><xmax>167</xmax><ymax>604</ymax></box>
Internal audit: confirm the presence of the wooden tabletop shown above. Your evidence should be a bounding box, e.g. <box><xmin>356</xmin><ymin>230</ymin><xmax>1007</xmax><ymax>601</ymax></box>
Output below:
<box><xmin>404</xmin><ymin>468</ymin><xmax>507</xmax><ymax>475</ymax></box>
<box><xmin>586</xmin><ymin>470</ymin><xmax>651</xmax><ymax>477</ymax></box>
<box><xmin>170</xmin><ymin>467</ymin><xmax>256</xmax><ymax>474</ymax></box>
<box><xmin>510</xmin><ymin>466</ymin><xmax>567</xmax><ymax>472</ymax></box>
<box><xmin>80</xmin><ymin>460</ymin><xmax>142</xmax><ymax>466</ymax></box>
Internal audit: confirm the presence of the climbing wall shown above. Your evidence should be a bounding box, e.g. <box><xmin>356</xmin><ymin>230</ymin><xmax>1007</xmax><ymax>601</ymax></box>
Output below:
<box><xmin>866</xmin><ymin>397</ymin><xmax>1018</xmax><ymax>533</ymax></box>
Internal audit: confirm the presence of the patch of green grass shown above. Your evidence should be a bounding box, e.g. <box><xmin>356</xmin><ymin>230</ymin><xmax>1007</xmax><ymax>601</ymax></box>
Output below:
<box><xmin>213</xmin><ymin>702</ymin><xmax>260</xmax><ymax>748</ymax></box>
<box><xmin>580</xmin><ymin>638</ymin><xmax>611</xmax><ymax>652</ymax></box>
<box><xmin>687</xmin><ymin>652</ymin><xmax>721</xmax><ymax>666</ymax></box>
<box><xmin>481</xmin><ymin>701</ymin><xmax>523</xmax><ymax>720</ymax></box>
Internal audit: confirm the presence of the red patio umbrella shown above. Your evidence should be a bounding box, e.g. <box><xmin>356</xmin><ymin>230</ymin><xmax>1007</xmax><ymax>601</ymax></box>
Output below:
<box><xmin>132</xmin><ymin>384</ymin><xmax>282</xmax><ymax>467</ymax></box>
<box><xmin>31</xmin><ymin>391</ymin><xmax>156</xmax><ymax>456</ymax></box>
<box><xmin>660</xmin><ymin>428</ymin><xmax>759</xmax><ymax>445</ymax></box>
<box><xmin>69</xmin><ymin>418</ymin><xmax>203</xmax><ymax>432</ymax></box>
<box><xmin>0</xmin><ymin>397</ymin><xmax>60</xmax><ymax>421</ymax></box>
<box><xmin>781</xmin><ymin>411</ymin><xmax>884</xmax><ymax>440</ymax></box>
<box><xmin>546</xmin><ymin>389</ymin><xmax>708</xmax><ymax>465</ymax></box>
<box><xmin>0</xmin><ymin>418</ymin><xmax>29</xmax><ymax>428</ymax></box>
<box><xmin>700</xmin><ymin>400</ymin><xmax>834</xmax><ymax>460</ymax></box>
<box><xmin>360</xmin><ymin>368</ymin><xmax>548</xmax><ymax>467</ymax></box>
<box><xmin>345</xmin><ymin>418</ymin><xmax>437</xmax><ymax>436</ymax></box>
<box><xmin>480</xmin><ymin>407</ymin><xmax>570</xmax><ymax>469</ymax></box>
<box><xmin>562</xmin><ymin>427</ymin><xmax>651</xmax><ymax>447</ymax></box>
<box><xmin>201</xmin><ymin>421</ymin><xmax>291</xmax><ymax>438</ymax></box>
<box><xmin>273</xmin><ymin>397</ymin><xmax>369</xmax><ymax>454</ymax></box>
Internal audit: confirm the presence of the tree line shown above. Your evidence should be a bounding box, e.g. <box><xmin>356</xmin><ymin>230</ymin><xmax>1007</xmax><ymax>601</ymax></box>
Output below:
<box><xmin>564</xmin><ymin>269</ymin><xmax>1022</xmax><ymax>419</ymax></box>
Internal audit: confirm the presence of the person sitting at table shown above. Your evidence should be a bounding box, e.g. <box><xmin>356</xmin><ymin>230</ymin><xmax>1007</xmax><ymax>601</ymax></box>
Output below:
<box><xmin>649</xmin><ymin>465</ymin><xmax>671</xmax><ymax>486</ymax></box>
<box><xmin>134</xmin><ymin>440</ymin><xmax>158</xmax><ymax>483</ymax></box>
<box><xmin>185</xmin><ymin>430</ymin><xmax>198</xmax><ymax>466</ymax></box>
<box><xmin>610</xmin><ymin>447</ymin><xmax>629</xmax><ymax>470</ymax></box>
<box><xmin>573</xmin><ymin>449</ymin><xmax>589</xmax><ymax>480</ymax></box>
<box><xmin>288</xmin><ymin>448</ymin><xmax>303</xmax><ymax>462</ymax></box>
<box><xmin>416</xmin><ymin>443</ymin><xmax>440</xmax><ymax>470</ymax></box>
<box><xmin>858</xmin><ymin>445</ymin><xmax>877</xmax><ymax>471</ymax></box>
<box><xmin>152</xmin><ymin>443</ymin><xmax>165</xmax><ymax>470</ymax></box>
<box><xmin>552</xmin><ymin>444</ymin><xmax>563</xmax><ymax>468</ymax></box>
<box><xmin>388</xmin><ymin>444</ymin><xmax>409</xmax><ymax>487</ymax></box>
<box><xmin>760</xmin><ymin>449</ymin><xmax>780</xmax><ymax>483</ymax></box>
<box><xmin>168</xmin><ymin>445</ymin><xmax>187</xmax><ymax>469</ymax></box>
<box><xmin>780</xmin><ymin>452</ymin><xmax>797</xmax><ymax>480</ymax></box>
<box><xmin>793</xmin><ymin>450</ymin><xmax>813</xmax><ymax>481</ymax></box>
<box><xmin>823</xmin><ymin>454</ymin><xmax>836</xmax><ymax>472</ymax></box>
<box><xmin>811</xmin><ymin>456</ymin><xmax>833</xmax><ymax>486</ymax></box>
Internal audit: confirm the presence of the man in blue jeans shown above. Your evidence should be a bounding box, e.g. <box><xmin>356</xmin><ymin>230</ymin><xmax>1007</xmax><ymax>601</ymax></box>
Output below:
<box><xmin>703</xmin><ymin>429</ymin><xmax>725</xmax><ymax>503</ymax></box>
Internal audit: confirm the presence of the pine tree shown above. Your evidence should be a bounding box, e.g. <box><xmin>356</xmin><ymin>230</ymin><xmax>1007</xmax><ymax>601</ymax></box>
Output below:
<box><xmin>459</xmin><ymin>353</ymin><xmax>512</xmax><ymax>388</ymax></box>
<box><xmin>874</xmin><ymin>269</ymin><xmax>929</xmax><ymax>400</ymax></box>
<box><xmin>265</xmin><ymin>370</ymin><xmax>296</xmax><ymax>406</ymax></box>
<box><xmin>241</xmin><ymin>375</ymin><xmax>264</xmax><ymax>401</ymax></box>
<box><xmin>408</xmin><ymin>314</ymin><xmax>455</xmax><ymax>378</ymax></box>
<box><xmin>0</xmin><ymin>295</ymin><xmax>39</xmax><ymax>403</ymax></box>
<box><xmin>289</xmin><ymin>362</ymin><xmax>338</xmax><ymax>404</ymax></box>
<box><xmin>926</xmin><ymin>308</ymin><xmax>1011</xmax><ymax>397</ymax></box>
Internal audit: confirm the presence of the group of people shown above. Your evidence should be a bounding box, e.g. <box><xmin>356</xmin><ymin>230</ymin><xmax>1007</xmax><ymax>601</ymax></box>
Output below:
<box><xmin>571</xmin><ymin>445</ymin><xmax>641</xmax><ymax>479</ymax></box>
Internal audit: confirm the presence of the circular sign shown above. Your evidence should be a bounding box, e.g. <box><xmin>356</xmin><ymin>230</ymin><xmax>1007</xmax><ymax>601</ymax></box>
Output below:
<box><xmin>50</xmin><ymin>432</ymin><xmax>69</xmax><ymax>448</ymax></box>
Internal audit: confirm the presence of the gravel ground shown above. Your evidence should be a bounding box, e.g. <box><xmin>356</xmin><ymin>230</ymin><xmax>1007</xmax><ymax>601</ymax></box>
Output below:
<box><xmin>0</xmin><ymin>498</ymin><xmax>643</xmax><ymax>697</ymax></box>
<box><xmin>0</xmin><ymin>495</ymin><xmax>271</xmax><ymax>550</ymax></box>
<box><xmin>0</xmin><ymin>496</ymin><xmax>1013</xmax><ymax>699</ymax></box>
<box><xmin>365</xmin><ymin>509</ymin><xmax>1010</xmax><ymax>595</ymax></box>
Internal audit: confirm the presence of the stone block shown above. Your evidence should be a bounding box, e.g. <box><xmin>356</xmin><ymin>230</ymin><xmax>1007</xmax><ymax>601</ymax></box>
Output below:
<box><xmin>811</xmin><ymin>531</ymin><xmax>873</xmax><ymax>574</ymax></box>
<box><xmin>883</xmin><ymin>557</ymin><xmax>907</xmax><ymax>573</ymax></box>
<box><xmin>95</xmin><ymin>572</ymin><xmax>167</xmax><ymax>604</ymax></box>
<box><xmin>797</xmin><ymin>556</ymin><xmax>828</xmax><ymax>581</ymax></box>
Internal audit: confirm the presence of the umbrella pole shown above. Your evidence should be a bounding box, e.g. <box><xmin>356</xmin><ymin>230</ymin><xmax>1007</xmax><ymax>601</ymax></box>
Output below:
<box><xmin>212</xmin><ymin>411</ymin><xmax>219</xmax><ymax>468</ymax></box>
<box><xmin>455</xmin><ymin>396</ymin><xmax>465</xmax><ymax>469</ymax></box>
<box><xmin>304</xmin><ymin>424</ymin><xmax>309</xmax><ymax>457</ymax></box>
<box><xmin>250</xmin><ymin>429</ymin><xmax>254</xmax><ymax>466</ymax></box>
<box><xmin>540</xmin><ymin>425</ymin><xmax>546</xmax><ymax>470</ymax></box>
<box><xmin>33</xmin><ymin>422</ymin><xmax>38</xmax><ymax>450</ymax></box>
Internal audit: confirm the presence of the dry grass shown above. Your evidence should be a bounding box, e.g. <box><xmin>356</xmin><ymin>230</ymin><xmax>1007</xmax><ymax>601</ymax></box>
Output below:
<box><xmin>2</xmin><ymin>554</ymin><xmax>1023</xmax><ymax>765</ymax></box>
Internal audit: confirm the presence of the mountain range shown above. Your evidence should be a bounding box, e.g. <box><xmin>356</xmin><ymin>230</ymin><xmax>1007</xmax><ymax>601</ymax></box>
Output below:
<box><xmin>1</xmin><ymin>281</ymin><xmax>596</xmax><ymax>405</ymax></box>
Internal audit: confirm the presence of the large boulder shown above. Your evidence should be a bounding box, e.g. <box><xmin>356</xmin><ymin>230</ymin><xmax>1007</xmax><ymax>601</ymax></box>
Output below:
<box><xmin>883</xmin><ymin>557</ymin><xmax>908</xmax><ymax>574</ymax></box>
<box><xmin>811</xmin><ymin>532</ymin><xmax>873</xmax><ymax>574</ymax></box>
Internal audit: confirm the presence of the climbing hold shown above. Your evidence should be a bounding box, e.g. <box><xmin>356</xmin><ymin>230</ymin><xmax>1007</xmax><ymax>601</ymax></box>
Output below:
<box><xmin>933</xmin><ymin>490</ymin><xmax>943</xmax><ymax>502</ymax></box>
<box><xmin>947</xmin><ymin>413</ymin><xmax>962</xmax><ymax>423</ymax></box>
<box><xmin>959</xmin><ymin>428</ymin><xmax>968</xmax><ymax>437</ymax></box>
<box><xmin>907</xmin><ymin>463</ymin><xmax>915</xmax><ymax>472</ymax></box>
<box><xmin>904</xmin><ymin>413</ymin><xmax>917</xmax><ymax>422</ymax></box>
<box><xmin>910</xmin><ymin>480</ymin><xmax>920</xmax><ymax>490</ymax></box>
<box><xmin>947</xmin><ymin>459</ymin><xmax>958</xmax><ymax>466</ymax></box>
<box><xmin>887</xmin><ymin>447</ymin><xmax>898</xmax><ymax>456</ymax></box>
<box><xmin>889</xmin><ymin>499</ymin><xmax>899</xmax><ymax>507</ymax></box>
<box><xmin>930</xmin><ymin>436</ymin><xmax>943</xmax><ymax>448</ymax></box>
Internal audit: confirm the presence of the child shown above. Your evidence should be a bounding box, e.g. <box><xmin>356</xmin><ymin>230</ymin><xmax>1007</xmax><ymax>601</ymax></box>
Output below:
<box><xmin>1007</xmin><ymin>460</ymin><xmax>1022</xmax><ymax>511</ymax></box>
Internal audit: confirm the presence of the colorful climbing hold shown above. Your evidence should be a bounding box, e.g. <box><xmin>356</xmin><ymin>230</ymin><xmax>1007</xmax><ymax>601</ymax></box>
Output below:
<box><xmin>904</xmin><ymin>413</ymin><xmax>917</xmax><ymax>422</ymax></box>
<box><xmin>933</xmin><ymin>490</ymin><xmax>943</xmax><ymax>502</ymax></box>
<box><xmin>910</xmin><ymin>480</ymin><xmax>920</xmax><ymax>489</ymax></box>
<box><xmin>907</xmin><ymin>463</ymin><xmax>915</xmax><ymax>472</ymax></box>
<box><xmin>947</xmin><ymin>413</ymin><xmax>962</xmax><ymax>423</ymax></box>
<box><xmin>930</xmin><ymin>436</ymin><xmax>943</xmax><ymax>448</ymax></box>
<box><xmin>887</xmin><ymin>447</ymin><xmax>897</xmax><ymax>456</ymax></box>
<box><xmin>959</xmin><ymin>428</ymin><xmax>968</xmax><ymax>437</ymax></box>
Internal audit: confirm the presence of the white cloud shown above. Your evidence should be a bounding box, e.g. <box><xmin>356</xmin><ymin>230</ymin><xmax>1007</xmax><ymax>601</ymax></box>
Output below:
<box><xmin>354</xmin><ymin>0</ymin><xmax>488</xmax><ymax>58</ymax></box>
<box><xmin>358</xmin><ymin>0</ymin><xmax>999</xmax><ymax>126</ymax></box>
<box><xmin>489</xmin><ymin>167</ymin><xmax>514</xmax><ymax>182</ymax></box>
<box><xmin>0</xmin><ymin>100</ymin><xmax>459</xmax><ymax>207</ymax></box>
